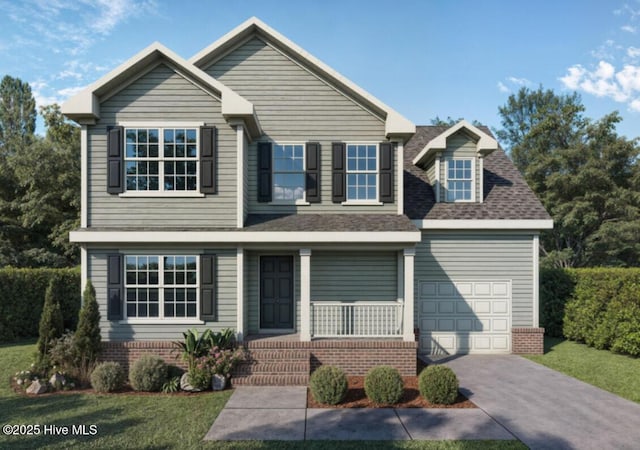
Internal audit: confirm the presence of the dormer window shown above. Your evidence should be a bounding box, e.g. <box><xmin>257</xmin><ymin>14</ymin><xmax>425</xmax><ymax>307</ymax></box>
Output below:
<box><xmin>445</xmin><ymin>158</ymin><xmax>474</xmax><ymax>202</ymax></box>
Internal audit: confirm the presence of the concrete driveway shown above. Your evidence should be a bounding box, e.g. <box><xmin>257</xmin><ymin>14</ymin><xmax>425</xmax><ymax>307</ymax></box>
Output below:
<box><xmin>442</xmin><ymin>355</ymin><xmax>640</xmax><ymax>450</ymax></box>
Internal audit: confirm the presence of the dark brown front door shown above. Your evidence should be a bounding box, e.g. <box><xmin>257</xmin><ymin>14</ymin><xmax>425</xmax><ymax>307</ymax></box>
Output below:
<box><xmin>260</xmin><ymin>256</ymin><xmax>294</xmax><ymax>329</ymax></box>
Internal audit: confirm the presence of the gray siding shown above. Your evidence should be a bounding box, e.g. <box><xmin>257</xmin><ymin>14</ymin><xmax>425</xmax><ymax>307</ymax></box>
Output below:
<box><xmin>89</xmin><ymin>247</ymin><xmax>237</xmax><ymax>341</ymax></box>
<box><xmin>414</xmin><ymin>232</ymin><xmax>534</xmax><ymax>327</ymax></box>
<box><xmin>246</xmin><ymin>251</ymin><xmax>301</xmax><ymax>334</ymax></box>
<box><xmin>206</xmin><ymin>37</ymin><xmax>396</xmax><ymax>214</ymax></box>
<box><xmin>437</xmin><ymin>134</ymin><xmax>480</xmax><ymax>202</ymax></box>
<box><xmin>311</xmin><ymin>251</ymin><xmax>397</xmax><ymax>302</ymax></box>
<box><xmin>89</xmin><ymin>63</ymin><xmax>237</xmax><ymax>228</ymax></box>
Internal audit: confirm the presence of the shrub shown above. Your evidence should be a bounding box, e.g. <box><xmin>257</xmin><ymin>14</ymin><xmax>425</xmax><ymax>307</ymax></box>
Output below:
<box><xmin>48</xmin><ymin>331</ymin><xmax>79</xmax><ymax>376</ymax></box>
<box><xmin>418</xmin><ymin>365</ymin><xmax>459</xmax><ymax>405</ymax></box>
<box><xmin>539</xmin><ymin>268</ymin><xmax>575</xmax><ymax>338</ymax></box>
<box><xmin>129</xmin><ymin>355</ymin><xmax>168</xmax><ymax>392</ymax></box>
<box><xmin>74</xmin><ymin>280</ymin><xmax>101</xmax><ymax>383</ymax></box>
<box><xmin>36</xmin><ymin>276</ymin><xmax>65</xmax><ymax>368</ymax></box>
<box><xmin>309</xmin><ymin>366</ymin><xmax>348</xmax><ymax>405</ymax></box>
<box><xmin>364</xmin><ymin>366</ymin><xmax>403</xmax><ymax>405</ymax></box>
<box><xmin>91</xmin><ymin>362</ymin><xmax>126</xmax><ymax>393</ymax></box>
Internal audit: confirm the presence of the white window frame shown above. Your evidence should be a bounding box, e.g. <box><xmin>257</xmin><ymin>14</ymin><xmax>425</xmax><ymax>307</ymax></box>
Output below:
<box><xmin>343</xmin><ymin>142</ymin><xmax>381</xmax><ymax>205</ymax></box>
<box><xmin>444</xmin><ymin>157</ymin><xmax>476</xmax><ymax>203</ymax></box>
<box><xmin>119</xmin><ymin>122</ymin><xmax>204</xmax><ymax>198</ymax></box>
<box><xmin>123</xmin><ymin>254</ymin><xmax>200</xmax><ymax>322</ymax></box>
<box><xmin>270</xmin><ymin>142</ymin><xmax>308</xmax><ymax>205</ymax></box>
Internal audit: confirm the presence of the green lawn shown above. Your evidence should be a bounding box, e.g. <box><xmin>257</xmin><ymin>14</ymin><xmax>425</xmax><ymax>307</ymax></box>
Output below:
<box><xmin>0</xmin><ymin>340</ymin><xmax>525</xmax><ymax>450</ymax></box>
<box><xmin>526</xmin><ymin>337</ymin><xmax>640</xmax><ymax>403</ymax></box>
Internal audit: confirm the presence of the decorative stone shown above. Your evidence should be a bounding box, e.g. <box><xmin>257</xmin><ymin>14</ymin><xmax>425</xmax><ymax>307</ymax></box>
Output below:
<box><xmin>211</xmin><ymin>374</ymin><xmax>227</xmax><ymax>391</ymax></box>
<box><xmin>49</xmin><ymin>373</ymin><xmax>66</xmax><ymax>389</ymax></box>
<box><xmin>26</xmin><ymin>380</ymin><xmax>48</xmax><ymax>395</ymax></box>
<box><xmin>180</xmin><ymin>373</ymin><xmax>202</xmax><ymax>392</ymax></box>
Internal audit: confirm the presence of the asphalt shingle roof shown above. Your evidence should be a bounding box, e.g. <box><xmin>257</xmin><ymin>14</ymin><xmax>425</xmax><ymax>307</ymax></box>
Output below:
<box><xmin>244</xmin><ymin>214</ymin><xmax>417</xmax><ymax>232</ymax></box>
<box><xmin>404</xmin><ymin>126</ymin><xmax>551</xmax><ymax>221</ymax></box>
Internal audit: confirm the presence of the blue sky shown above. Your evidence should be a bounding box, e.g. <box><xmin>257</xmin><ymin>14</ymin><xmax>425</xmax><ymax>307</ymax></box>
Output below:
<box><xmin>1</xmin><ymin>0</ymin><xmax>639</xmax><ymax>140</ymax></box>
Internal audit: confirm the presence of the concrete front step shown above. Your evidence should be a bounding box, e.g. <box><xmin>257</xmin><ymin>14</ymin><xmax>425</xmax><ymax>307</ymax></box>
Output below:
<box><xmin>231</xmin><ymin>373</ymin><xmax>309</xmax><ymax>386</ymax></box>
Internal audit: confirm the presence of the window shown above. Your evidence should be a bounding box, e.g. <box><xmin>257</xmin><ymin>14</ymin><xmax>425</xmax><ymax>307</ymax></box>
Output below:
<box><xmin>346</xmin><ymin>144</ymin><xmax>377</xmax><ymax>201</ymax></box>
<box><xmin>446</xmin><ymin>158</ymin><xmax>473</xmax><ymax>202</ymax></box>
<box><xmin>125</xmin><ymin>128</ymin><xmax>198</xmax><ymax>192</ymax></box>
<box><xmin>273</xmin><ymin>143</ymin><xmax>305</xmax><ymax>201</ymax></box>
<box><xmin>125</xmin><ymin>255</ymin><xmax>198</xmax><ymax>319</ymax></box>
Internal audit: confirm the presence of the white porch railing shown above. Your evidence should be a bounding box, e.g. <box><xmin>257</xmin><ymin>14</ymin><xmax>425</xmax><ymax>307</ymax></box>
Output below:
<box><xmin>310</xmin><ymin>301</ymin><xmax>404</xmax><ymax>338</ymax></box>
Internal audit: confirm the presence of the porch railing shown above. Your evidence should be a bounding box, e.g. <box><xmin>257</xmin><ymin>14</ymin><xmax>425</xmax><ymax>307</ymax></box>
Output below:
<box><xmin>310</xmin><ymin>301</ymin><xmax>403</xmax><ymax>338</ymax></box>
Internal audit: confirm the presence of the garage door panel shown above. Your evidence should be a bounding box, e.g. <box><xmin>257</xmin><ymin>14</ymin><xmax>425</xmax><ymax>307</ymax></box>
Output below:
<box><xmin>418</xmin><ymin>280</ymin><xmax>511</xmax><ymax>355</ymax></box>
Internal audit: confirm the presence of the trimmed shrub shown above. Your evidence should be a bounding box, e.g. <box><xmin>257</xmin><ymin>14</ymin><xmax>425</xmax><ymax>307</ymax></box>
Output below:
<box><xmin>129</xmin><ymin>355</ymin><xmax>168</xmax><ymax>392</ymax></box>
<box><xmin>418</xmin><ymin>365</ymin><xmax>459</xmax><ymax>405</ymax></box>
<box><xmin>0</xmin><ymin>267</ymin><xmax>80</xmax><ymax>342</ymax></box>
<box><xmin>91</xmin><ymin>362</ymin><xmax>126</xmax><ymax>393</ymax></box>
<box><xmin>309</xmin><ymin>366</ymin><xmax>348</xmax><ymax>405</ymax></box>
<box><xmin>74</xmin><ymin>280</ymin><xmax>101</xmax><ymax>382</ymax></box>
<box><xmin>539</xmin><ymin>268</ymin><xmax>575</xmax><ymax>338</ymax></box>
<box><xmin>36</xmin><ymin>276</ymin><xmax>65</xmax><ymax>367</ymax></box>
<box><xmin>364</xmin><ymin>365</ymin><xmax>403</xmax><ymax>405</ymax></box>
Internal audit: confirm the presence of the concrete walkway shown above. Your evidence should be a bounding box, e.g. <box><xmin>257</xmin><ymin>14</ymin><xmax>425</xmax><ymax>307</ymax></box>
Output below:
<box><xmin>204</xmin><ymin>386</ymin><xmax>514</xmax><ymax>441</ymax></box>
<box><xmin>443</xmin><ymin>355</ymin><xmax>640</xmax><ymax>450</ymax></box>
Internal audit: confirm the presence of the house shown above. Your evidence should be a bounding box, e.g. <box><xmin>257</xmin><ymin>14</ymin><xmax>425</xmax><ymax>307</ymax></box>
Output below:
<box><xmin>63</xmin><ymin>17</ymin><xmax>552</xmax><ymax>384</ymax></box>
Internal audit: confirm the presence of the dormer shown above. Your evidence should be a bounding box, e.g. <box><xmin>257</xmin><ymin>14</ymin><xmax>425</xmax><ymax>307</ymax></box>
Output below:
<box><xmin>412</xmin><ymin>120</ymin><xmax>498</xmax><ymax>203</ymax></box>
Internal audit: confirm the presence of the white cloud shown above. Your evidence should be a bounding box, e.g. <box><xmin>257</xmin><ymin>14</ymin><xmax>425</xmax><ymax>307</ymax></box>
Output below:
<box><xmin>58</xmin><ymin>85</ymin><xmax>86</xmax><ymax>99</ymax></box>
<box><xmin>628</xmin><ymin>47</ymin><xmax>640</xmax><ymax>58</ymax></box>
<box><xmin>560</xmin><ymin>61</ymin><xmax>640</xmax><ymax>111</ymax></box>
<box><xmin>591</xmin><ymin>39</ymin><xmax>618</xmax><ymax>60</ymax></box>
<box><xmin>497</xmin><ymin>76</ymin><xmax>532</xmax><ymax>94</ymax></box>
<box><xmin>507</xmin><ymin>76</ymin><xmax>531</xmax><ymax>86</ymax></box>
<box><xmin>497</xmin><ymin>81</ymin><xmax>510</xmax><ymax>93</ymax></box>
<box><xmin>621</xmin><ymin>24</ymin><xmax>637</xmax><ymax>33</ymax></box>
<box><xmin>30</xmin><ymin>80</ymin><xmax>61</xmax><ymax>108</ymax></box>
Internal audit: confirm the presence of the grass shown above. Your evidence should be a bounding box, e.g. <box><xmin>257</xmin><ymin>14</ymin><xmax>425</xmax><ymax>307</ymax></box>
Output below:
<box><xmin>525</xmin><ymin>337</ymin><xmax>640</xmax><ymax>403</ymax></box>
<box><xmin>0</xmin><ymin>340</ymin><xmax>526</xmax><ymax>450</ymax></box>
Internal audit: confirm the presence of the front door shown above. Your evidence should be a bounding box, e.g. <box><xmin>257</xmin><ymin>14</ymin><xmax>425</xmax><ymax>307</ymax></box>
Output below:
<box><xmin>260</xmin><ymin>256</ymin><xmax>294</xmax><ymax>329</ymax></box>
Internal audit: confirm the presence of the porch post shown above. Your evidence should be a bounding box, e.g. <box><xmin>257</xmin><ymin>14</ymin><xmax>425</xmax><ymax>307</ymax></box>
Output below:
<box><xmin>300</xmin><ymin>249</ymin><xmax>312</xmax><ymax>341</ymax></box>
<box><xmin>403</xmin><ymin>248</ymin><xmax>416</xmax><ymax>342</ymax></box>
<box><xmin>236</xmin><ymin>247</ymin><xmax>244</xmax><ymax>341</ymax></box>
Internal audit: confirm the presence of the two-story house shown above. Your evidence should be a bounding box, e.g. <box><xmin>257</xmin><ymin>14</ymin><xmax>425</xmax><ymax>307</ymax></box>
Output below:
<box><xmin>63</xmin><ymin>18</ymin><xmax>552</xmax><ymax>384</ymax></box>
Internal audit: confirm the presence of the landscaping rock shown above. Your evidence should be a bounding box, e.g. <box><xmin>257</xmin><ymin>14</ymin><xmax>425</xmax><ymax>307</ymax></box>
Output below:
<box><xmin>180</xmin><ymin>373</ymin><xmax>202</xmax><ymax>392</ymax></box>
<box><xmin>49</xmin><ymin>373</ymin><xmax>66</xmax><ymax>389</ymax></box>
<box><xmin>26</xmin><ymin>380</ymin><xmax>48</xmax><ymax>395</ymax></box>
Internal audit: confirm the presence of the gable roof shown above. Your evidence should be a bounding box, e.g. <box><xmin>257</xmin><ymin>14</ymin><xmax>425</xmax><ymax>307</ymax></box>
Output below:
<box><xmin>61</xmin><ymin>42</ymin><xmax>262</xmax><ymax>137</ymax></box>
<box><xmin>412</xmin><ymin>120</ymin><xmax>498</xmax><ymax>167</ymax></box>
<box><xmin>404</xmin><ymin>126</ymin><xmax>552</xmax><ymax>222</ymax></box>
<box><xmin>189</xmin><ymin>17</ymin><xmax>415</xmax><ymax>139</ymax></box>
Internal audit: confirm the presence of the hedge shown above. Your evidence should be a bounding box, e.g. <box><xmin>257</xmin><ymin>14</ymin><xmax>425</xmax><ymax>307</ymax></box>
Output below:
<box><xmin>539</xmin><ymin>268</ymin><xmax>576</xmax><ymax>338</ymax></box>
<box><xmin>0</xmin><ymin>267</ymin><xmax>81</xmax><ymax>342</ymax></box>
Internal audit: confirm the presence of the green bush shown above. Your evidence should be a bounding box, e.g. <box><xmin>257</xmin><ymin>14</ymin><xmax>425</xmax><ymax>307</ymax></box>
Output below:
<box><xmin>91</xmin><ymin>362</ymin><xmax>126</xmax><ymax>393</ymax></box>
<box><xmin>539</xmin><ymin>268</ymin><xmax>575</xmax><ymax>337</ymax></box>
<box><xmin>74</xmin><ymin>280</ymin><xmax>101</xmax><ymax>382</ymax></box>
<box><xmin>0</xmin><ymin>267</ymin><xmax>80</xmax><ymax>342</ymax></box>
<box><xmin>309</xmin><ymin>366</ymin><xmax>348</xmax><ymax>405</ymax></box>
<box><xmin>36</xmin><ymin>276</ymin><xmax>66</xmax><ymax>367</ymax></box>
<box><xmin>364</xmin><ymin>366</ymin><xmax>403</xmax><ymax>405</ymax></box>
<box><xmin>418</xmin><ymin>365</ymin><xmax>459</xmax><ymax>405</ymax></box>
<box><xmin>129</xmin><ymin>355</ymin><xmax>168</xmax><ymax>392</ymax></box>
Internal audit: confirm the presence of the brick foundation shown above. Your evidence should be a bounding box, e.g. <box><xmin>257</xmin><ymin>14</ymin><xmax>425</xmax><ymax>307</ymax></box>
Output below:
<box><xmin>101</xmin><ymin>341</ymin><xmax>187</xmax><ymax>372</ymax></box>
<box><xmin>511</xmin><ymin>327</ymin><xmax>545</xmax><ymax>354</ymax></box>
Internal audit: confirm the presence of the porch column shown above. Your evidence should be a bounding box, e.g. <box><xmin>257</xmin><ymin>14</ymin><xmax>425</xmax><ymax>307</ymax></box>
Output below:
<box><xmin>300</xmin><ymin>249</ymin><xmax>312</xmax><ymax>341</ymax></box>
<box><xmin>403</xmin><ymin>248</ymin><xmax>416</xmax><ymax>342</ymax></box>
<box><xmin>236</xmin><ymin>247</ymin><xmax>244</xmax><ymax>341</ymax></box>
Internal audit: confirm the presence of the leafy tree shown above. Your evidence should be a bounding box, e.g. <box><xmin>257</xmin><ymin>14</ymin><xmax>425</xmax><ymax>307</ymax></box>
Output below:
<box><xmin>0</xmin><ymin>75</ymin><xmax>36</xmax><ymax>153</ymax></box>
<box><xmin>430</xmin><ymin>116</ymin><xmax>484</xmax><ymax>127</ymax></box>
<box><xmin>497</xmin><ymin>87</ymin><xmax>640</xmax><ymax>267</ymax></box>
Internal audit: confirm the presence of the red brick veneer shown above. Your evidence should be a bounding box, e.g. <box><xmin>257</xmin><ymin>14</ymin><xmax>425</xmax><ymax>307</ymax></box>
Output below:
<box><xmin>511</xmin><ymin>327</ymin><xmax>545</xmax><ymax>354</ymax></box>
<box><xmin>101</xmin><ymin>341</ymin><xmax>187</xmax><ymax>372</ymax></box>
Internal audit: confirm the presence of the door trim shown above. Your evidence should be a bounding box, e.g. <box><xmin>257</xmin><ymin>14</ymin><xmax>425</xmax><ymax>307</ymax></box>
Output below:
<box><xmin>258</xmin><ymin>254</ymin><xmax>296</xmax><ymax>330</ymax></box>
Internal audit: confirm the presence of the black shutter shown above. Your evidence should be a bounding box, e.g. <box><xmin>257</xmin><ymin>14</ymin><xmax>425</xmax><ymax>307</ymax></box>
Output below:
<box><xmin>379</xmin><ymin>142</ymin><xmax>394</xmax><ymax>203</ymax></box>
<box><xmin>107</xmin><ymin>126</ymin><xmax>124</xmax><ymax>194</ymax></box>
<box><xmin>305</xmin><ymin>142</ymin><xmax>321</xmax><ymax>203</ymax></box>
<box><xmin>257</xmin><ymin>142</ymin><xmax>272</xmax><ymax>202</ymax></box>
<box><xmin>331</xmin><ymin>142</ymin><xmax>346</xmax><ymax>203</ymax></box>
<box><xmin>200</xmin><ymin>254</ymin><xmax>217</xmax><ymax>321</ymax></box>
<box><xmin>200</xmin><ymin>126</ymin><xmax>217</xmax><ymax>194</ymax></box>
<box><xmin>107</xmin><ymin>254</ymin><xmax>123</xmax><ymax>320</ymax></box>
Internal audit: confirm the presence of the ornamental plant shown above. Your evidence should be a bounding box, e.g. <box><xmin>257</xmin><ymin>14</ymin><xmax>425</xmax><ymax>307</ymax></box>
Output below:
<box><xmin>309</xmin><ymin>366</ymin><xmax>348</xmax><ymax>405</ymax></box>
<box><xmin>418</xmin><ymin>365</ymin><xmax>459</xmax><ymax>405</ymax></box>
<box><xmin>364</xmin><ymin>365</ymin><xmax>404</xmax><ymax>405</ymax></box>
<box><xmin>206</xmin><ymin>346</ymin><xmax>246</xmax><ymax>376</ymax></box>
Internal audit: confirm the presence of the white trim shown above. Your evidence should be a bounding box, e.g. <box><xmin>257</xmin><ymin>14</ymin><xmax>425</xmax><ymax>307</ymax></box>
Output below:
<box><xmin>403</xmin><ymin>248</ymin><xmax>415</xmax><ymax>342</ymax></box>
<box><xmin>396</xmin><ymin>141</ymin><xmax>404</xmax><ymax>215</ymax></box>
<box><xmin>345</xmin><ymin>142</ymin><xmax>380</xmax><ymax>203</ymax></box>
<box><xmin>341</xmin><ymin>201</ymin><xmax>384</xmax><ymax>206</ymax></box>
<box><xmin>80</xmin><ymin>125</ymin><xmax>88</xmax><ymax>228</ymax></box>
<box><xmin>119</xmin><ymin>121</ymin><xmax>204</xmax><ymax>128</ymax></box>
<box><xmin>236</xmin><ymin>124</ymin><xmax>244</xmax><ymax>228</ymax></box>
<box><xmin>412</xmin><ymin>120</ymin><xmax>498</xmax><ymax>166</ymax></box>
<box><xmin>444</xmin><ymin>157</ymin><xmax>476</xmax><ymax>203</ymax></box>
<box><xmin>270</xmin><ymin>200</ymin><xmax>311</xmax><ymax>206</ymax></box>
<box><xmin>271</xmin><ymin>141</ymin><xmax>306</xmax><ymax>203</ymax></box>
<box><xmin>300</xmin><ymin>249</ymin><xmax>311</xmax><ymax>341</ymax></box>
<box><xmin>412</xmin><ymin>219</ymin><xmax>554</xmax><ymax>230</ymax></box>
<box><xmin>396</xmin><ymin>250</ymin><xmax>404</xmax><ymax>302</ymax></box>
<box><xmin>236</xmin><ymin>247</ymin><xmax>245</xmax><ymax>340</ymax></box>
<box><xmin>479</xmin><ymin>157</ymin><xmax>484</xmax><ymax>203</ymax></box>
<box><xmin>118</xmin><ymin>192</ymin><xmax>205</xmax><ymax>198</ymax></box>
<box><xmin>533</xmin><ymin>234</ymin><xmax>540</xmax><ymax>328</ymax></box>
<box><xmin>69</xmin><ymin>230</ymin><xmax>422</xmax><ymax>243</ymax></box>
<box><xmin>188</xmin><ymin>17</ymin><xmax>414</xmax><ymax>137</ymax></box>
<box><xmin>119</xmin><ymin>319</ymin><xmax>205</xmax><ymax>325</ymax></box>
<box><xmin>80</xmin><ymin>246</ymin><xmax>87</xmax><ymax>304</ymax></box>
<box><xmin>434</xmin><ymin>155</ymin><xmax>441</xmax><ymax>203</ymax></box>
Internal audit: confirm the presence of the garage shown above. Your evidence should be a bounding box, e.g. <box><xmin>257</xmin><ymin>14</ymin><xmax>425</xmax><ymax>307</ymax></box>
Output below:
<box><xmin>418</xmin><ymin>280</ymin><xmax>511</xmax><ymax>355</ymax></box>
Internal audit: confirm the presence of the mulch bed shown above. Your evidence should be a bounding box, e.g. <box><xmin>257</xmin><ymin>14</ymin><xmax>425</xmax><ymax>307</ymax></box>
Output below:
<box><xmin>306</xmin><ymin>376</ymin><xmax>475</xmax><ymax>408</ymax></box>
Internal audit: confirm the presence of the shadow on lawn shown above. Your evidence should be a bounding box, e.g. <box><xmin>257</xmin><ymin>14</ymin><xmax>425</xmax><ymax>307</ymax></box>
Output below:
<box><xmin>543</xmin><ymin>336</ymin><xmax>566</xmax><ymax>354</ymax></box>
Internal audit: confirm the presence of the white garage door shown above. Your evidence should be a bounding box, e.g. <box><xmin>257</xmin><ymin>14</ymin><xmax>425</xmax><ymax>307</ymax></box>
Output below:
<box><xmin>418</xmin><ymin>280</ymin><xmax>511</xmax><ymax>355</ymax></box>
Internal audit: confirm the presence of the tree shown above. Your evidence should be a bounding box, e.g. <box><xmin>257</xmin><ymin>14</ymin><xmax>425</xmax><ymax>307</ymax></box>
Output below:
<box><xmin>497</xmin><ymin>87</ymin><xmax>640</xmax><ymax>267</ymax></box>
<box><xmin>36</xmin><ymin>275</ymin><xmax>65</xmax><ymax>368</ymax></box>
<box><xmin>430</xmin><ymin>116</ymin><xmax>484</xmax><ymax>127</ymax></box>
<box><xmin>75</xmin><ymin>281</ymin><xmax>101</xmax><ymax>368</ymax></box>
<box><xmin>0</xmin><ymin>75</ymin><xmax>36</xmax><ymax>153</ymax></box>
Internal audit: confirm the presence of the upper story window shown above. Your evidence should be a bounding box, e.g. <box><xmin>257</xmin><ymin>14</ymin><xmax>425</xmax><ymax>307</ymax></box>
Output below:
<box><xmin>273</xmin><ymin>143</ymin><xmax>305</xmax><ymax>201</ymax></box>
<box><xmin>346</xmin><ymin>144</ymin><xmax>377</xmax><ymax>201</ymax></box>
<box><xmin>125</xmin><ymin>255</ymin><xmax>198</xmax><ymax>319</ymax></box>
<box><xmin>446</xmin><ymin>158</ymin><xmax>474</xmax><ymax>202</ymax></box>
<box><xmin>125</xmin><ymin>128</ymin><xmax>198</xmax><ymax>192</ymax></box>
